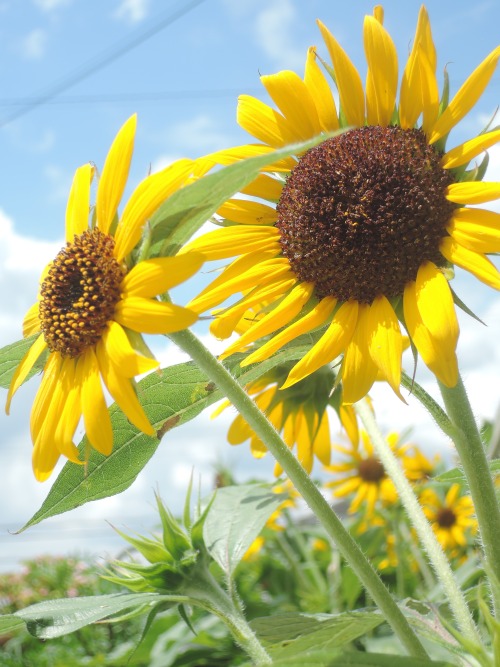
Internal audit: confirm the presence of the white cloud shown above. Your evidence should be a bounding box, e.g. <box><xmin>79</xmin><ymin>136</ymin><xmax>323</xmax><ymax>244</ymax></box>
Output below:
<box><xmin>254</xmin><ymin>0</ymin><xmax>304</xmax><ymax>70</ymax></box>
<box><xmin>113</xmin><ymin>0</ymin><xmax>150</xmax><ymax>24</ymax></box>
<box><xmin>21</xmin><ymin>28</ymin><xmax>47</xmax><ymax>60</ymax></box>
<box><xmin>33</xmin><ymin>0</ymin><xmax>71</xmax><ymax>11</ymax></box>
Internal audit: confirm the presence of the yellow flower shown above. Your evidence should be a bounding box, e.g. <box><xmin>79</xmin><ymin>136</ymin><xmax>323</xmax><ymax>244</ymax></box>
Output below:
<box><xmin>213</xmin><ymin>365</ymin><xmax>354</xmax><ymax>474</ymax></box>
<box><xmin>326</xmin><ymin>431</ymin><xmax>411</xmax><ymax>516</ymax></box>
<box><xmin>420</xmin><ymin>483</ymin><xmax>477</xmax><ymax>552</ymax></box>
<box><xmin>6</xmin><ymin>115</ymin><xmax>203</xmax><ymax>481</ymax></box>
<box><xmin>403</xmin><ymin>446</ymin><xmax>440</xmax><ymax>484</ymax></box>
<box><xmin>183</xmin><ymin>5</ymin><xmax>500</xmax><ymax>404</ymax></box>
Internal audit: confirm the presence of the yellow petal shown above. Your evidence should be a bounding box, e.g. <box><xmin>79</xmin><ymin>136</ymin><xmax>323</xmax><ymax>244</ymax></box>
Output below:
<box><xmin>339</xmin><ymin>404</ymin><xmax>359</xmax><ymax>446</ymax></box>
<box><xmin>65</xmin><ymin>163</ymin><xmax>93</xmax><ymax>241</ymax></box>
<box><xmin>447</xmin><ymin>207</ymin><xmax>500</xmax><ymax>253</ymax></box>
<box><xmin>114</xmin><ymin>158</ymin><xmax>194</xmax><ymax>260</ymax></box>
<box><xmin>217</xmin><ymin>199</ymin><xmax>277</xmax><ymax>225</ymax></box>
<box><xmin>446</xmin><ymin>181</ymin><xmax>500</xmax><ymax>205</ymax></box>
<box><xmin>96</xmin><ymin>340</ymin><xmax>155</xmax><ymax>436</ymax></box>
<box><xmin>341</xmin><ymin>305</ymin><xmax>379</xmax><ymax>404</ymax></box>
<box><xmin>317</xmin><ymin>19</ymin><xmax>365</xmax><ymax>127</ymax></box>
<box><xmin>96</xmin><ymin>115</ymin><xmax>136</xmax><ymax>234</ymax></box>
<box><xmin>80</xmin><ymin>347</ymin><xmax>113</xmax><ymax>456</ymax></box>
<box><xmin>114</xmin><ymin>297</ymin><xmax>198</xmax><ymax>334</ymax></box>
<box><xmin>241</xmin><ymin>173</ymin><xmax>284</xmax><ymax>201</ymax></box>
<box><xmin>442</xmin><ymin>129</ymin><xmax>500</xmax><ymax>169</ymax></box>
<box><xmin>314</xmin><ymin>412</ymin><xmax>331</xmax><ymax>466</ymax></box>
<box><xmin>364</xmin><ymin>15</ymin><xmax>398</xmax><ymax>127</ymax></box>
<box><xmin>242</xmin><ymin>296</ymin><xmax>337</xmax><ymax>366</ymax></box>
<box><xmin>23</xmin><ymin>302</ymin><xmax>41</xmax><ymax>337</ymax></box>
<box><xmin>429</xmin><ymin>46</ymin><xmax>500</xmax><ymax>144</ymax></box>
<box><xmin>181</xmin><ymin>224</ymin><xmax>280</xmax><ymax>260</ymax></box>
<box><xmin>304</xmin><ymin>46</ymin><xmax>339</xmax><ymax>132</ymax></box>
<box><xmin>220</xmin><ymin>282</ymin><xmax>315</xmax><ymax>359</ymax></box>
<box><xmin>102</xmin><ymin>320</ymin><xmax>158</xmax><ymax>377</ymax></box>
<box><xmin>30</xmin><ymin>353</ymin><xmax>61</xmax><ymax>446</ymax></box>
<box><xmin>261</xmin><ymin>70</ymin><xmax>321</xmax><ymax>140</ymax></box>
<box><xmin>366</xmin><ymin>295</ymin><xmax>403</xmax><ymax>399</ymax></box>
<box><xmin>282</xmin><ymin>300</ymin><xmax>358</xmax><ymax>389</ymax></box>
<box><xmin>440</xmin><ymin>236</ymin><xmax>500</xmax><ymax>289</ymax></box>
<box><xmin>198</xmin><ymin>143</ymin><xmax>295</xmax><ymax>174</ymax></box>
<box><xmin>122</xmin><ymin>253</ymin><xmax>204</xmax><ymax>298</ymax></box>
<box><xmin>53</xmin><ymin>357</ymin><xmax>83</xmax><ymax>462</ymax></box>
<box><xmin>6</xmin><ymin>334</ymin><xmax>48</xmax><ymax>414</ymax></box>
<box><xmin>403</xmin><ymin>280</ymin><xmax>458</xmax><ymax>387</ymax></box>
<box><xmin>227</xmin><ymin>414</ymin><xmax>253</xmax><ymax>445</ymax></box>
<box><xmin>237</xmin><ymin>94</ymin><xmax>298</xmax><ymax>148</ymax></box>
<box><xmin>415</xmin><ymin>262</ymin><xmax>459</xmax><ymax>344</ymax></box>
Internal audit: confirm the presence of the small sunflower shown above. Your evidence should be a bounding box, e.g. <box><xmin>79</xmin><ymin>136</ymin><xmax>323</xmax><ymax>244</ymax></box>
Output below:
<box><xmin>326</xmin><ymin>431</ymin><xmax>411</xmax><ymax>516</ymax></box>
<box><xmin>6</xmin><ymin>115</ymin><xmax>203</xmax><ymax>481</ymax></box>
<box><xmin>184</xmin><ymin>5</ymin><xmax>500</xmax><ymax>403</ymax></box>
<box><xmin>419</xmin><ymin>483</ymin><xmax>477</xmax><ymax>552</ymax></box>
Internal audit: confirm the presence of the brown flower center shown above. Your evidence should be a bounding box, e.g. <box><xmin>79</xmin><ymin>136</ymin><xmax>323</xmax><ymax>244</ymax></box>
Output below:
<box><xmin>358</xmin><ymin>457</ymin><xmax>386</xmax><ymax>483</ymax></box>
<box><xmin>436</xmin><ymin>507</ymin><xmax>457</xmax><ymax>529</ymax></box>
<box><xmin>39</xmin><ymin>229</ymin><xmax>126</xmax><ymax>357</ymax></box>
<box><xmin>276</xmin><ymin>126</ymin><xmax>455</xmax><ymax>303</ymax></box>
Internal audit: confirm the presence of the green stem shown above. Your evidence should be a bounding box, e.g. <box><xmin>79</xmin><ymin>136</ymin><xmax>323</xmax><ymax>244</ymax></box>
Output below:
<box><xmin>354</xmin><ymin>399</ymin><xmax>480</xmax><ymax>645</ymax></box>
<box><xmin>168</xmin><ymin>328</ymin><xmax>429</xmax><ymax>659</ymax></box>
<box><xmin>401</xmin><ymin>371</ymin><xmax>456</xmax><ymax>440</ymax></box>
<box><xmin>439</xmin><ymin>374</ymin><xmax>500</xmax><ymax>618</ymax></box>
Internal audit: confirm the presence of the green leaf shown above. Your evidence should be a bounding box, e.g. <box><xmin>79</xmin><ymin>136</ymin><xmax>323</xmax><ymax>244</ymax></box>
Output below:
<box><xmin>203</xmin><ymin>483</ymin><xmax>284</xmax><ymax>575</ymax></box>
<box><xmin>14</xmin><ymin>593</ymin><xmax>167</xmax><ymax>639</ymax></box>
<box><xmin>148</xmin><ymin>133</ymin><xmax>336</xmax><ymax>257</ymax></box>
<box><xmin>0</xmin><ymin>334</ymin><xmax>45</xmax><ymax>390</ymax></box>
<box><xmin>0</xmin><ymin>614</ymin><xmax>26</xmax><ymax>636</ymax></box>
<box><xmin>434</xmin><ymin>459</ymin><xmax>500</xmax><ymax>485</ymax></box>
<box><xmin>244</xmin><ymin>654</ymin><xmax>454</xmax><ymax>667</ymax></box>
<box><xmin>250</xmin><ymin>610</ymin><xmax>384</xmax><ymax>659</ymax></box>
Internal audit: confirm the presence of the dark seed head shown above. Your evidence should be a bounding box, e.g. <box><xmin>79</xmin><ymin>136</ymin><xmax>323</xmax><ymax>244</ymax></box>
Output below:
<box><xmin>358</xmin><ymin>456</ymin><xmax>386</xmax><ymax>483</ymax></box>
<box><xmin>436</xmin><ymin>507</ymin><xmax>457</xmax><ymax>529</ymax></box>
<box><xmin>276</xmin><ymin>126</ymin><xmax>456</xmax><ymax>303</ymax></box>
<box><xmin>39</xmin><ymin>228</ymin><xmax>126</xmax><ymax>357</ymax></box>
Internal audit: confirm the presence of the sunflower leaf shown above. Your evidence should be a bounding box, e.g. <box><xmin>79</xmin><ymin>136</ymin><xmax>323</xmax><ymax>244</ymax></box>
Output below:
<box><xmin>0</xmin><ymin>334</ymin><xmax>46</xmax><ymax>389</ymax></box>
<box><xmin>434</xmin><ymin>459</ymin><xmax>500</xmax><ymax>485</ymax></box>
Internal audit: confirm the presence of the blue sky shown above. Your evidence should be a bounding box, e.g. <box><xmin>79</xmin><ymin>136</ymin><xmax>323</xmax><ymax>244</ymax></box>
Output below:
<box><xmin>1</xmin><ymin>0</ymin><xmax>500</xmax><ymax>572</ymax></box>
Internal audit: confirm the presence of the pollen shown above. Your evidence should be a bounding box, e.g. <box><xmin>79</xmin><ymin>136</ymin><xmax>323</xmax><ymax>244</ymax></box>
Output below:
<box><xmin>39</xmin><ymin>229</ymin><xmax>126</xmax><ymax>357</ymax></box>
<box><xmin>276</xmin><ymin>126</ymin><xmax>456</xmax><ymax>303</ymax></box>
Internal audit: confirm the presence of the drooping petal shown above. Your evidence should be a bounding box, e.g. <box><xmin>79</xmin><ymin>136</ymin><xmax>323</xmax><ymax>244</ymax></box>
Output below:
<box><xmin>114</xmin><ymin>158</ymin><xmax>194</xmax><ymax>261</ymax></box>
<box><xmin>122</xmin><ymin>253</ymin><xmax>204</xmax><ymax>298</ymax></box>
<box><xmin>181</xmin><ymin>224</ymin><xmax>281</xmax><ymax>260</ymax></box>
<box><xmin>403</xmin><ymin>280</ymin><xmax>458</xmax><ymax>387</ymax></box>
<box><xmin>304</xmin><ymin>46</ymin><xmax>339</xmax><ymax>132</ymax></box>
<box><xmin>217</xmin><ymin>199</ymin><xmax>278</xmax><ymax>225</ymax></box>
<box><xmin>219</xmin><ymin>282</ymin><xmax>315</xmax><ymax>359</ymax></box>
<box><xmin>317</xmin><ymin>19</ymin><xmax>365</xmax><ymax>127</ymax></box>
<box><xmin>442</xmin><ymin>129</ymin><xmax>500</xmax><ymax>169</ymax></box>
<box><xmin>314</xmin><ymin>411</ymin><xmax>331</xmax><ymax>466</ymax></box>
<box><xmin>282</xmin><ymin>301</ymin><xmax>359</xmax><ymax>389</ymax></box>
<box><xmin>366</xmin><ymin>295</ymin><xmax>403</xmax><ymax>399</ymax></box>
<box><xmin>30</xmin><ymin>353</ymin><xmax>61</xmax><ymax>446</ymax></box>
<box><xmin>429</xmin><ymin>46</ymin><xmax>500</xmax><ymax>144</ymax></box>
<box><xmin>447</xmin><ymin>207</ymin><xmax>500</xmax><ymax>253</ymax></box>
<box><xmin>65</xmin><ymin>163</ymin><xmax>93</xmax><ymax>241</ymax></box>
<box><xmin>114</xmin><ymin>297</ymin><xmax>198</xmax><ymax>334</ymax></box>
<box><xmin>102</xmin><ymin>320</ymin><xmax>159</xmax><ymax>377</ymax></box>
<box><xmin>96</xmin><ymin>114</ymin><xmax>137</xmax><ymax>234</ymax></box>
<box><xmin>23</xmin><ymin>302</ymin><xmax>41</xmax><ymax>337</ymax></box>
<box><xmin>446</xmin><ymin>181</ymin><xmax>500</xmax><ymax>205</ymax></box>
<box><xmin>53</xmin><ymin>357</ymin><xmax>83</xmax><ymax>462</ymax></box>
<box><xmin>80</xmin><ymin>347</ymin><xmax>113</xmax><ymax>456</ymax></box>
<box><xmin>364</xmin><ymin>15</ymin><xmax>398</xmax><ymax>126</ymax></box>
<box><xmin>227</xmin><ymin>414</ymin><xmax>253</xmax><ymax>445</ymax></box>
<box><xmin>440</xmin><ymin>236</ymin><xmax>500</xmax><ymax>289</ymax></box>
<box><xmin>6</xmin><ymin>334</ymin><xmax>48</xmax><ymax>413</ymax></box>
<box><xmin>242</xmin><ymin>296</ymin><xmax>337</xmax><ymax>366</ymax></box>
<box><xmin>261</xmin><ymin>70</ymin><xmax>321</xmax><ymax>140</ymax></box>
<box><xmin>96</xmin><ymin>340</ymin><xmax>155</xmax><ymax>436</ymax></box>
<box><xmin>415</xmin><ymin>262</ymin><xmax>459</xmax><ymax>344</ymax></box>
<box><xmin>237</xmin><ymin>94</ymin><xmax>298</xmax><ymax>148</ymax></box>
<box><xmin>341</xmin><ymin>304</ymin><xmax>379</xmax><ymax>404</ymax></box>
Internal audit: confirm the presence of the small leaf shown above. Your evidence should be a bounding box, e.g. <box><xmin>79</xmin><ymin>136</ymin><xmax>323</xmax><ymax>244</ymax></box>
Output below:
<box><xmin>434</xmin><ymin>459</ymin><xmax>500</xmax><ymax>485</ymax></box>
<box><xmin>203</xmin><ymin>483</ymin><xmax>284</xmax><ymax>576</ymax></box>
<box><xmin>246</xmin><ymin>654</ymin><xmax>454</xmax><ymax>667</ymax></box>
<box><xmin>0</xmin><ymin>614</ymin><xmax>26</xmax><ymax>636</ymax></box>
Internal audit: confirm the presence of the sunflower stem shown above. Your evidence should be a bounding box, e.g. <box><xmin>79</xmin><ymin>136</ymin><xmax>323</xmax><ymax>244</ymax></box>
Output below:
<box><xmin>401</xmin><ymin>371</ymin><xmax>456</xmax><ymax>440</ymax></box>
<box><xmin>354</xmin><ymin>398</ymin><xmax>481</xmax><ymax>644</ymax></box>
<box><xmin>439</xmin><ymin>374</ymin><xmax>500</xmax><ymax>618</ymax></box>
<box><xmin>168</xmin><ymin>328</ymin><xmax>429</xmax><ymax>659</ymax></box>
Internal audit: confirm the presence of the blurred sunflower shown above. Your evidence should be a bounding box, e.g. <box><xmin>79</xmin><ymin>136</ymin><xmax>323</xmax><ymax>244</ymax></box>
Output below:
<box><xmin>6</xmin><ymin>115</ymin><xmax>203</xmax><ymax>481</ymax></box>
<box><xmin>419</xmin><ymin>483</ymin><xmax>477</xmax><ymax>552</ymax></box>
<box><xmin>183</xmin><ymin>5</ymin><xmax>500</xmax><ymax>403</ymax></box>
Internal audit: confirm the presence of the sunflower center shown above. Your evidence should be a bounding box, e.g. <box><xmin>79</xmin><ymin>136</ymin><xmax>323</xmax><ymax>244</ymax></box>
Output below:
<box><xmin>436</xmin><ymin>507</ymin><xmax>457</xmax><ymax>529</ymax></box>
<box><xmin>276</xmin><ymin>126</ymin><xmax>456</xmax><ymax>303</ymax></box>
<box><xmin>358</xmin><ymin>457</ymin><xmax>386</xmax><ymax>483</ymax></box>
<box><xmin>39</xmin><ymin>229</ymin><xmax>126</xmax><ymax>358</ymax></box>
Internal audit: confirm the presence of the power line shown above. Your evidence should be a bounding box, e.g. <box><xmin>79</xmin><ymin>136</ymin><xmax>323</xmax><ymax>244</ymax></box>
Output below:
<box><xmin>0</xmin><ymin>0</ymin><xmax>209</xmax><ymax>127</ymax></box>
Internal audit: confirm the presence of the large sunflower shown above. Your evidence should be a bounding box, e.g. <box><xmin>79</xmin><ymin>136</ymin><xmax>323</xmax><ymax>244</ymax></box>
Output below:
<box><xmin>6</xmin><ymin>115</ymin><xmax>203</xmax><ymax>481</ymax></box>
<box><xmin>183</xmin><ymin>5</ymin><xmax>500</xmax><ymax>403</ymax></box>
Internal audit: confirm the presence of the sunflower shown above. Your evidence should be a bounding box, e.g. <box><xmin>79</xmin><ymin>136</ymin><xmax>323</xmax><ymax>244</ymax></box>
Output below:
<box><xmin>419</xmin><ymin>483</ymin><xmax>477</xmax><ymax>553</ymax></box>
<box><xmin>183</xmin><ymin>5</ymin><xmax>500</xmax><ymax>403</ymax></box>
<box><xmin>326</xmin><ymin>431</ymin><xmax>412</xmax><ymax>516</ymax></box>
<box><xmin>6</xmin><ymin>115</ymin><xmax>203</xmax><ymax>481</ymax></box>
